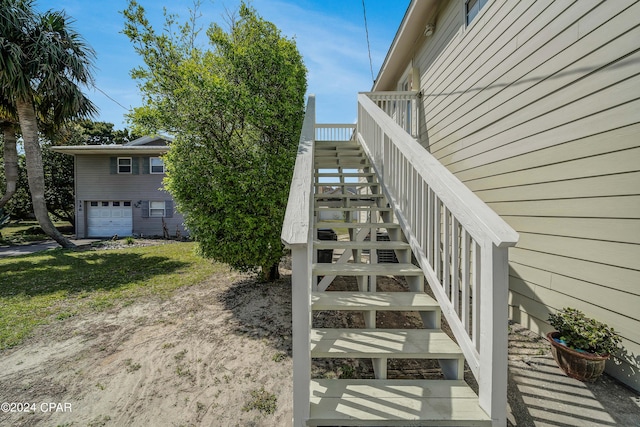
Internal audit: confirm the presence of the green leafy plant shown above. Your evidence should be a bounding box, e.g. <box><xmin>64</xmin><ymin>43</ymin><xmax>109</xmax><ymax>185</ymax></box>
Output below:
<box><xmin>548</xmin><ymin>307</ymin><xmax>621</xmax><ymax>356</ymax></box>
<box><xmin>123</xmin><ymin>1</ymin><xmax>307</xmax><ymax>282</ymax></box>
<box><xmin>242</xmin><ymin>387</ymin><xmax>277</xmax><ymax>415</ymax></box>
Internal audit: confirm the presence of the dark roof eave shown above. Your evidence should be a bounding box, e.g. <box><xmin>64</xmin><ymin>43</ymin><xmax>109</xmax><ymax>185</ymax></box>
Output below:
<box><xmin>373</xmin><ymin>0</ymin><xmax>441</xmax><ymax>92</ymax></box>
<box><xmin>50</xmin><ymin>146</ymin><xmax>169</xmax><ymax>156</ymax></box>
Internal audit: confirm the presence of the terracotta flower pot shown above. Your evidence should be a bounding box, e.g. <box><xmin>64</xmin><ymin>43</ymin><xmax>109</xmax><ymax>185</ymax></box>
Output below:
<box><xmin>547</xmin><ymin>332</ymin><xmax>608</xmax><ymax>382</ymax></box>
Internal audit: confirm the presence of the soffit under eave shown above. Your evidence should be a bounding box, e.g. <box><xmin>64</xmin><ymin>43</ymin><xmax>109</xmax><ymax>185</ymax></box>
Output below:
<box><xmin>373</xmin><ymin>0</ymin><xmax>441</xmax><ymax>91</ymax></box>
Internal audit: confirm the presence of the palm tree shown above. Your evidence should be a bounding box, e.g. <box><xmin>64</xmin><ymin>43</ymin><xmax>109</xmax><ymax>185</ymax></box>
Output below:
<box><xmin>1</xmin><ymin>0</ymin><xmax>96</xmax><ymax>247</ymax></box>
<box><xmin>0</xmin><ymin>97</ymin><xmax>19</xmax><ymax>209</ymax></box>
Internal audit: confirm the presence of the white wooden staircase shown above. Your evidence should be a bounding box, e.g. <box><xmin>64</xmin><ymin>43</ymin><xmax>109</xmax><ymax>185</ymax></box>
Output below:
<box><xmin>308</xmin><ymin>139</ymin><xmax>490</xmax><ymax>426</ymax></box>
<box><xmin>283</xmin><ymin>95</ymin><xmax>519</xmax><ymax>427</ymax></box>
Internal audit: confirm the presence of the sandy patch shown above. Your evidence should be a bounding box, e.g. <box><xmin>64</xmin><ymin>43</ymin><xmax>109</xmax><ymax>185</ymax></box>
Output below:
<box><xmin>0</xmin><ymin>268</ymin><xmax>293</xmax><ymax>427</ymax></box>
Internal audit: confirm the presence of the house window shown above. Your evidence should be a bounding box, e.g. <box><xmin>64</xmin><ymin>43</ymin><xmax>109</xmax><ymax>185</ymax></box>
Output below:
<box><xmin>124</xmin><ymin>201</ymin><xmax>131</xmax><ymax>207</ymax></box>
<box><xmin>102</xmin><ymin>201</ymin><xmax>109</xmax><ymax>207</ymax></box>
<box><xmin>149</xmin><ymin>201</ymin><xmax>166</xmax><ymax>217</ymax></box>
<box><xmin>466</xmin><ymin>0</ymin><xmax>488</xmax><ymax>26</ymax></box>
<box><xmin>150</xmin><ymin>157</ymin><xmax>165</xmax><ymax>174</ymax></box>
<box><xmin>118</xmin><ymin>157</ymin><xmax>132</xmax><ymax>174</ymax></box>
<box><xmin>90</xmin><ymin>201</ymin><xmax>98</xmax><ymax>207</ymax></box>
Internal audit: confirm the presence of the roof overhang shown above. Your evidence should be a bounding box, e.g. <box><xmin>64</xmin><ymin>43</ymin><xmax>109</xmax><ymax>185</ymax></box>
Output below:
<box><xmin>126</xmin><ymin>135</ymin><xmax>174</xmax><ymax>146</ymax></box>
<box><xmin>50</xmin><ymin>146</ymin><xmax>169</xmax><ymax>156</ymax></box>
<box><xmin>373</xmin><ymin>0</ymin><xmax>441</xmax><ymax>91</ymax></box>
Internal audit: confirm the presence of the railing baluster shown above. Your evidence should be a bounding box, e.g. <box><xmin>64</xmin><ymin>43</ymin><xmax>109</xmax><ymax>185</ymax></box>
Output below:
<box><xmin>434</xmin><ymin>198</ymin><xmax>441</xmax><ymax>283</ymax></box>
<box><xmin>356</xmin><ymin>93</ymin><xmax>518</xmax><ymax>426</ymax></box>
<box><xmin>427</xmin><ymin>188</ymin><xmax>434</xmax><ymax>267</ymax></box>
<box><xmin>473</xmin><ymin>240</ymin><xmax>481</xmax><ymax>351</ymax></box>
<box><xmin>443</xmin><ymin>207</ymin><xmax>451</xmax><ymax>298</ymax></box>
<box><xmin>315</xmin><ymin>124</ymin><xmax>356</xmax><ymax>141</ymax></box>
<box><xmin>452</xmin><ymin>217</ymin><xmax>460</xmax><ymax>312</ymax></box>
<box><xmin>462</xmin><ymin>229</ymin><xmax>471</xmax><ymax>332</ymax></box>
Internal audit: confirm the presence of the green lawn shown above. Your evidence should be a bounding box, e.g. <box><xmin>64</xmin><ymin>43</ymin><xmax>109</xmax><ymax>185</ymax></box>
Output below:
<box><xmin>0</xmin><ymin>220</ymin><xmax>73</xmax><ymax>245</ymax></box>
<box><xmin>0</xmin><ymin>242</ymin><xmax>222</xmax><ymax>350</ymax></box>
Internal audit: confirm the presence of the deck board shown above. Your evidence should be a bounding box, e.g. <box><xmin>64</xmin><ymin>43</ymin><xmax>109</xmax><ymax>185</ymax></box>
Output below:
<box><xmin>309</xmin><ymin>379</ymin><xmax>491</xmax><ymax>426</ymax></box>
<box><xmin>311</xmin><ymin>329</ymin><xmax>463</xmax><ymax>359</ymax></box>
<box><xmin>311</xmin><ymin>292</ymin><xmax>438</xmax><ymax>311</ymax></box>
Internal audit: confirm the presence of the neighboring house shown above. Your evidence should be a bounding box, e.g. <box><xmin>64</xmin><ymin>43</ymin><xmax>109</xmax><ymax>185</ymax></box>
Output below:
<box><xmin>51</xmin><ymin>136</ymin><xmax>186</xmax><ymax>239</ymax></box>
<box><xmin>372</xmin><ymin>0</ymin><xmax>639</xmax><ymax>390</ymax></box>
<box><xmin>316</xmin><ymin>186</ymin><xmax>356</xmax><ymax>220</ymax></box>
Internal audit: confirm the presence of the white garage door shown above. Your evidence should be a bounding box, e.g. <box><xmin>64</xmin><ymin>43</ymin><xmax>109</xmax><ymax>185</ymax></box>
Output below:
<box><xmin>87</xmin><ymin>201</ymin><xmax>133</xmax><ymax>237</ymax></box>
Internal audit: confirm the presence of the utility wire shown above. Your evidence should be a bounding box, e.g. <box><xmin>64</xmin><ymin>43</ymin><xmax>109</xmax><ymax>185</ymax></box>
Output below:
<box><xmin>361</xmin><ymin>0</ymin><xmax>375</xmax><ymax>84</ymax></box>
<box><xmin>93</xmin><ymin>85</ymin><xmax>129</xmax><ymax>111</ymax></box>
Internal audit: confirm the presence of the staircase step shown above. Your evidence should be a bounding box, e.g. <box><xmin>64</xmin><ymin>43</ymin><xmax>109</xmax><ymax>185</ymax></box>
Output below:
<box><xmin>315</xmin><ymin>161</ymin><xmax>371</xmax><ymax>168</ymax></box>
<box><xmin>315</xmin><ymin>141</ymin><xmax>359</xmax><ymax>147</ymax></box>
<box><xmin>311</xmin><ymin>329</ymin><xmax>463</xmax><ymax>359</ymax></box>
<box><xmin>313</xmin><ymin>240</ymin><xmax>409</xmax><ymax>250</ymax></box>
<box><xmin>315</xmin><ymin>206</ymin><xmax>391</xmax><ymax>212</ymax></box>
<box><xmin>315</xmin><ymin>151</ymin><xmax>364</xmax><ymax>156</ymax></box>
<box><xmin>314</xmin><ymin>222</ymin><xmax>400</xmax><ymax>229</ymax></box>
<box><xmin>315</xmin><ymin>172</ymin><xmax>375</xmax><ymax>178</ymax></box>
<box><xmin>309</xmin><ymin>379</ymin><xmax>491</xmax><ymax>426</ymax></box>
<box><xmin>315</xmin><ymin>201</ymin><xmax>380</xmax><ymax>208</ymax></box>
<box><xmin>315</xmin><ymin>194</ymin><xmax>383</xmax><ymax>200</ymax></box>
<box><xmin>315</xmin><ymin>157</ymin><xmax>366</xmax><ymax>163</ymax></box>
<box><xmin>315</xmin><ymin>182</ymin><xmax>378</xmax><ymax>187</ymax></box>
<box><xmin>312</xmin><ymin>292</ymin><xmax>438</xmax><ymax>312</ymax></box>
<box><xmin>313</xmin><ymin>263</ymin><xmax>423</xmax><ymax>277</ymax></box>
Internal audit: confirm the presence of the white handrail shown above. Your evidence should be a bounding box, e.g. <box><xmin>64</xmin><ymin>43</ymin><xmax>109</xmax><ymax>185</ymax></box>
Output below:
<box><xmin>282</xmin><ymin>95</ymin><xmax>315</xmax><ymax>427</ymax></box>
<box><xmin>358</xmin><ymin>92</ymin><xmax>518</xmax><ymax>426</ymax></box>
<box><xmin>282</xmin><ymin>95</ymin><xmax>316</xmax><ymax>247</ymax></box>
<box><xmin>359</xmin><ymin>94</ymin><xmax>518</xmax><ymax>248</ymax></box>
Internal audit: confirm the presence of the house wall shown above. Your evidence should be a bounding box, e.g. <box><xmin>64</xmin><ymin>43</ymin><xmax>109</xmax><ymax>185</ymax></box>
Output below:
<box><xmin>387</xmin><ymin>0</ymin><xmax>640</xmax><ymax>390</ymax></box>
<box><xmin>75</xmin><ymin>155</ymin><xmax>186</xmax><ymax>239</ymax></box>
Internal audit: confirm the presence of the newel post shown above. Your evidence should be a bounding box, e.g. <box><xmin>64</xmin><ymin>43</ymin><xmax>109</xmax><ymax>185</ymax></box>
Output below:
<box><xmin>291</xmin><ymin>243</ymin><xmax>312</xmax><ymax>426</ymax></box>
<box><xmin>478</xmin><ymin>241</ymin><xmax>510</xmax><ymax>427</ymax></box>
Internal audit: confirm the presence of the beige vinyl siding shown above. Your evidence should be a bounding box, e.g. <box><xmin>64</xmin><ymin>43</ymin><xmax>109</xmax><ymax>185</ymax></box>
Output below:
<box><xmin>75</xmin><ymin>155</ymin><xmax>185</xmax><ymax>238</ymax></box>
<box><xmin>400</xmin><ymin>0</ymin><xmax>640</xmax><ymax>389</ymax></box>
<box><xmin>488</xmin><ymin>196</ymin><xmax>640</xmax><ymax>219</ymax></box>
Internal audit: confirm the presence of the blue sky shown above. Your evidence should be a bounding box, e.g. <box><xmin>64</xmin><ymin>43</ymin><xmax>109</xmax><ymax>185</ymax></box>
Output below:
<box><xmin>35</xmin><ymin>0</ymin><xmax>409</xmax><ymax>129</ymax></box>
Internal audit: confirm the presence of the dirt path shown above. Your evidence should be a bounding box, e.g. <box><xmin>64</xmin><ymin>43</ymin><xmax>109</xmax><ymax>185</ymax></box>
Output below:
<box><xmin>0</xmin><ymin>269</ymin><xmax>293</xmax><ymax>427</ymax></box>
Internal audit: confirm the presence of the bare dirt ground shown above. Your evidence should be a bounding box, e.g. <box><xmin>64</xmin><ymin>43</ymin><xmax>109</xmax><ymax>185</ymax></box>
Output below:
<box><xmin>1</xmin><ymin>254</ymin><xmax>639</xmax><ymax>427</ymax></box>
<box><xmin>0</xmin><ymin>266</ymin><xmax>294</xmax><ymax>427</ymax></box>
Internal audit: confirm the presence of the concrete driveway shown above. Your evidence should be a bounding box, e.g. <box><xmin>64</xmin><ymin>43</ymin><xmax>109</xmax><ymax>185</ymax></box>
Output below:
<box><xmin>0</xmin><ymin>239</ymin><xmax>100</xmax><ymax>258</ymax></box>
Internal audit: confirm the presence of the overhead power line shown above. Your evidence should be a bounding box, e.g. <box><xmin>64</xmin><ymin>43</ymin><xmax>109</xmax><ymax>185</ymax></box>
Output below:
<box><xmin>94</xmin><ymin>85</ymin><xmax>129</xmax><ymax>111</ymax></box>
<box><xmin>362</xmin><ymin>0</ymin><xmax>375</xmax><ymax>84</ymax></box>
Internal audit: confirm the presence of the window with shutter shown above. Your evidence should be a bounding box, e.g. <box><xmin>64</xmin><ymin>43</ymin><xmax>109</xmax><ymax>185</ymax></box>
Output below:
<box><xmin>117</xmin><ymin>157</ymin><xmax>132</xmax><ymax>174</ymax></box>
<box><xmin>150</xmin><ymin>157</ymin><xmax>165</xmax><ymax>174</ymax></box>
<box><xmin>149</xmin><ymin>201</ymin><xmax>166</xmax><ymax>217</ymax></box>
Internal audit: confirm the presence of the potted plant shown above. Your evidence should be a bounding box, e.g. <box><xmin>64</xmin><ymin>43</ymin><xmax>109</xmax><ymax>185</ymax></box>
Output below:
<box><xmin>547</xmin><ymin>307</ymin><xmax>621</xmax><ymax>382</ymax></box>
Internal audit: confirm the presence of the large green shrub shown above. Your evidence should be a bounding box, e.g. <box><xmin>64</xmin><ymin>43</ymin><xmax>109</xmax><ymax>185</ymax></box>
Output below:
<box><xmin>124</xmin><ymin>1</ymin><xmax>307</xmax><ymax>281</ymax></box>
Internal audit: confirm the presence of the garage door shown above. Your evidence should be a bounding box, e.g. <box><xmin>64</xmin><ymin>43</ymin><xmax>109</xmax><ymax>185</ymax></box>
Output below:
<box><xmin>87</xmin><ymin>201</ymin><xmax>133</xmax><ymax>237</ymax></box>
